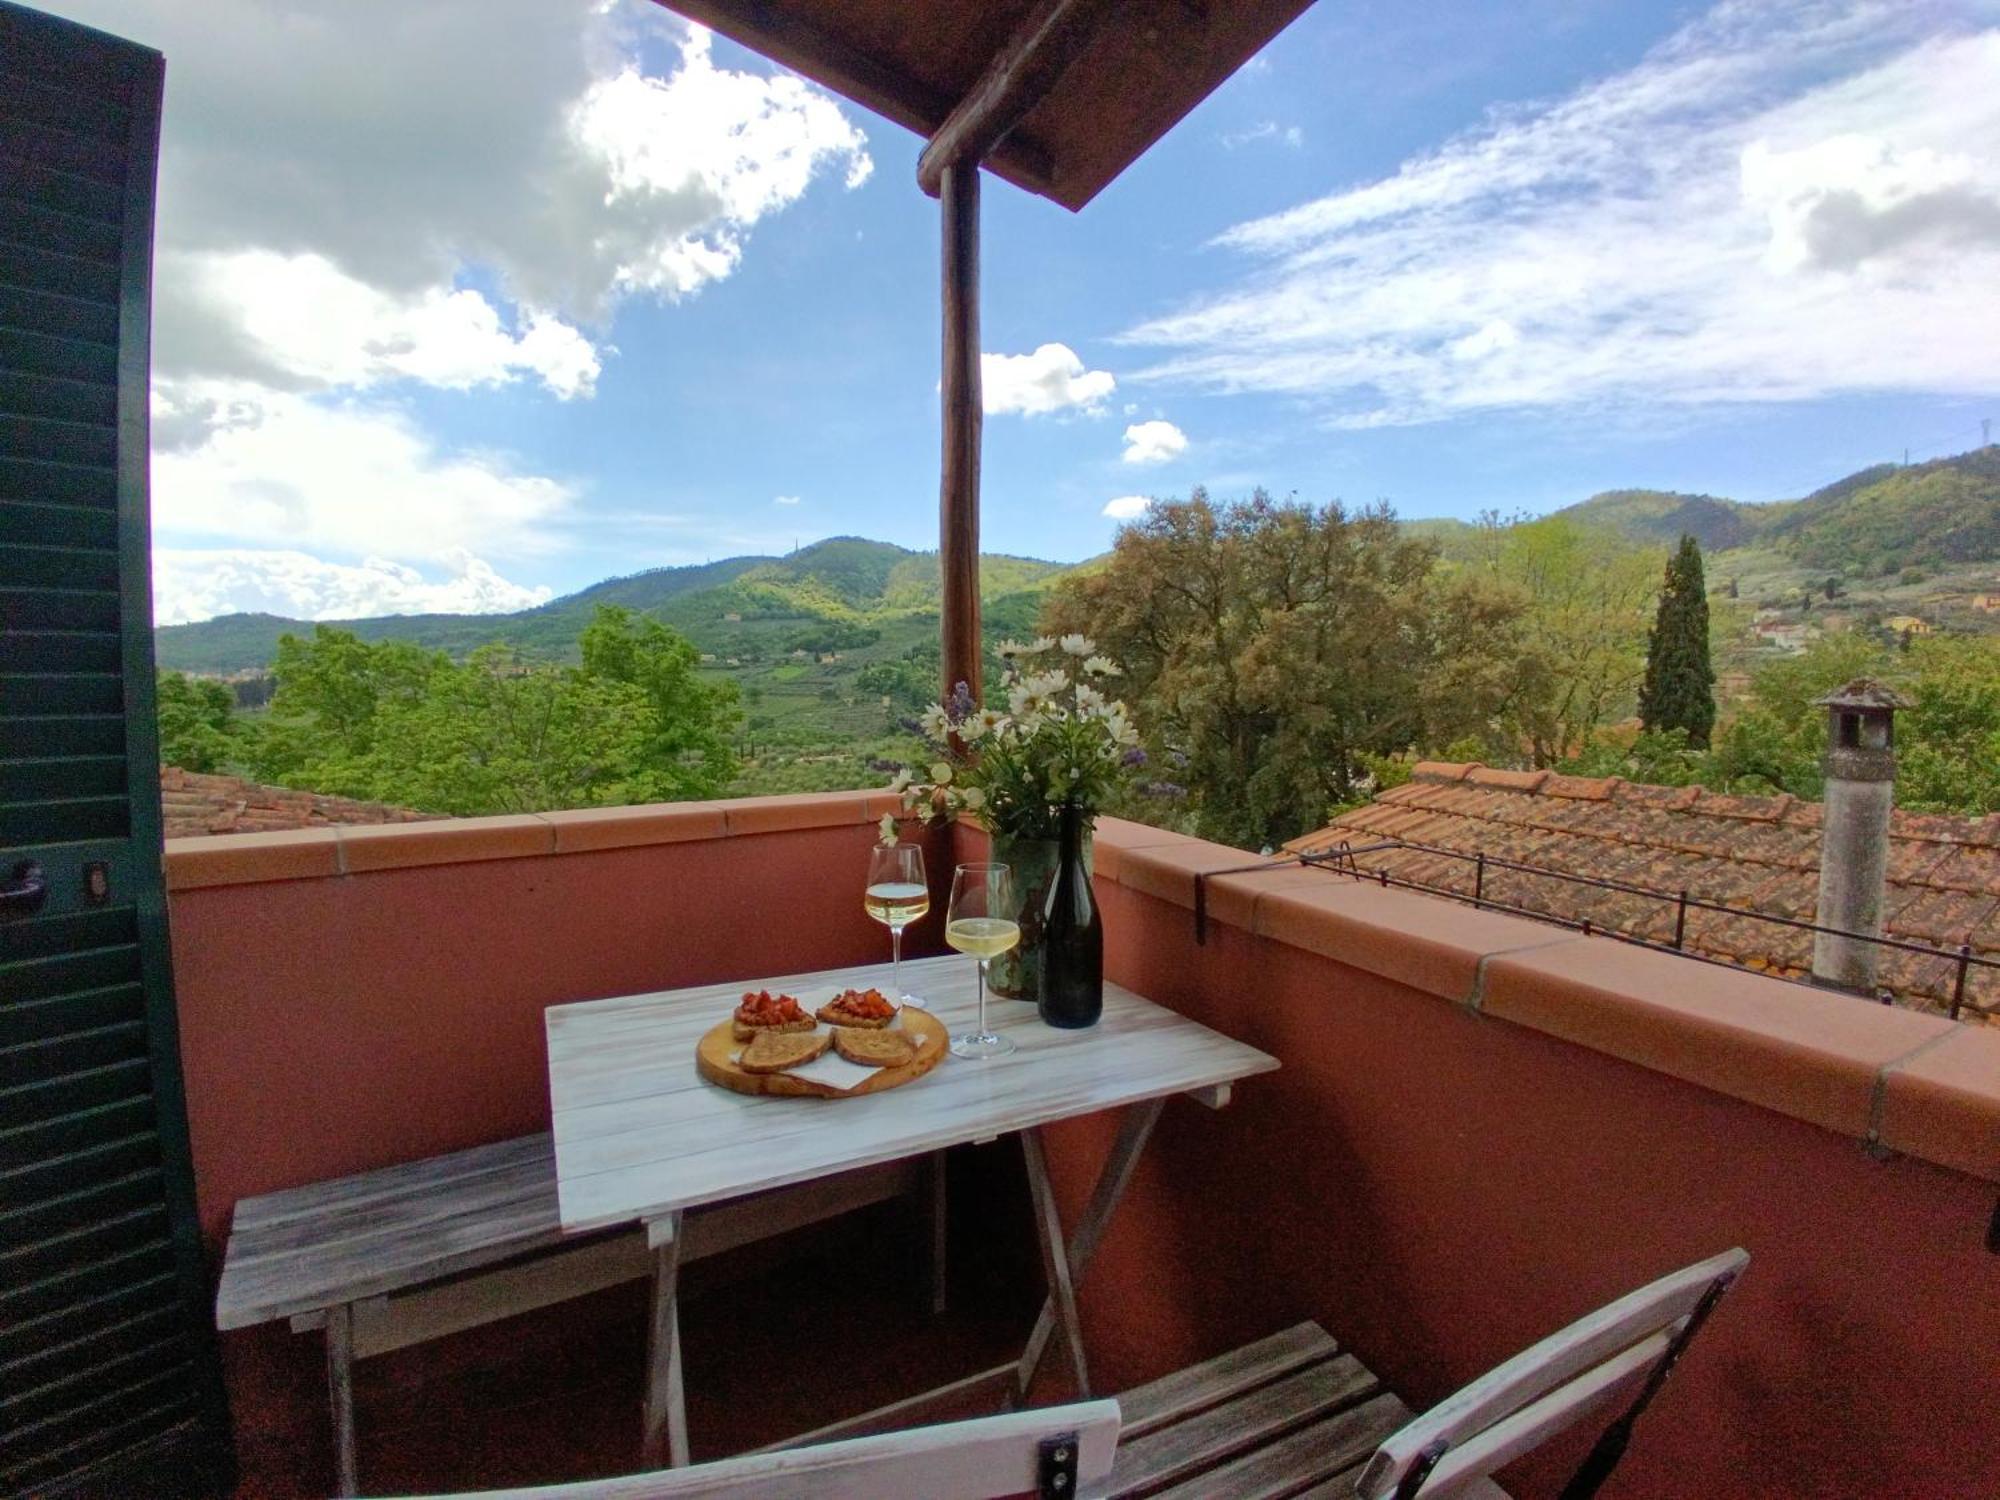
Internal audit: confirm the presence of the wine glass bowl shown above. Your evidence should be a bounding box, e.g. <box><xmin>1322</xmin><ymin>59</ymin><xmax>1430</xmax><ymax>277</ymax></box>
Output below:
<box><xmin>865</xmin><ymin>843</ymin><xmax>929</xmax><ymax>1009</ymax></box>
<box><xmin>945</xmin><ymin>862</ymin><xmax>1019</xmax><ymax>1060</ymax></box>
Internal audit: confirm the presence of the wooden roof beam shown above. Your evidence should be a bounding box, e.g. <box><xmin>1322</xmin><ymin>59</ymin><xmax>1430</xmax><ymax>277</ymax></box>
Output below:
<box><xmin>915</xmin><ymin>0</ymin><xmax>1124</xmax><ymax>198</ymax></box>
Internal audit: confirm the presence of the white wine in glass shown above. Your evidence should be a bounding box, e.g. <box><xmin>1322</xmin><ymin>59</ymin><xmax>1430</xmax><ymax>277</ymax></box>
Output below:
<box><xmin>946</xmin><ymin>863</ymin><xmax>1019</xmax><ymax>1060</ymax></box>
<box><xmin>865</xmin><ymin>843</ymin><xmax>929</xmax><ymax>1008</ymax></box>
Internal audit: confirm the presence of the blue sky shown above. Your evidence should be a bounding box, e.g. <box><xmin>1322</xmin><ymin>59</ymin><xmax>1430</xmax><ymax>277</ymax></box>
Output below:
<box><xmin>41</xmin><ymin>0</ymin><xmax>2000</xmax><ymax>621</ymax></box>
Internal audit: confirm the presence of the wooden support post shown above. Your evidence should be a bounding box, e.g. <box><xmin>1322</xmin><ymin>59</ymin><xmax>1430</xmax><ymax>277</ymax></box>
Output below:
<box><xmin>939</xmin><ymin>160</ymin><xmax>982</xmax><ymax>709</ymax></box>
<box><xmin>324</xmin><ymin>1302</ymin><xmax>358</xmax><ymax>1498</ymax></box>
<box><xmin>930</xmin><ymin>1148</ymin><xmax>950</xmax><ymax>1316</ymax></box>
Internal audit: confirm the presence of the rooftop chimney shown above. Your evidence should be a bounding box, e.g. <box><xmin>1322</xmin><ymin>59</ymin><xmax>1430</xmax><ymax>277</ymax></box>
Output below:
<box><xmin>1811</xmin><ymin>679</ymin><xmax>1908</xmax><ymax>996</ymax></box>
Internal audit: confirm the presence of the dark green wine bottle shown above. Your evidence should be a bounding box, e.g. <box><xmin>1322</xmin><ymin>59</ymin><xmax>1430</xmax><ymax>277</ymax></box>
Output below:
<box><xmin>1038</xmin><ymin>800</ymin><xmax>1103</xmax><ymax>1028</ymax></box>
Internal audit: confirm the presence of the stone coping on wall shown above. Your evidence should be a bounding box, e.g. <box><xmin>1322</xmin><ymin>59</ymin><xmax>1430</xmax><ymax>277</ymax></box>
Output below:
<box><xmin>163</xmin><ymin>796</ymin><xmax>2000</xmax><ymax>1186</ymax></box>
<box><xmin>161</xmin><ymin>788</ymin><xmax>904</xmax><ymax>890</ymax></box>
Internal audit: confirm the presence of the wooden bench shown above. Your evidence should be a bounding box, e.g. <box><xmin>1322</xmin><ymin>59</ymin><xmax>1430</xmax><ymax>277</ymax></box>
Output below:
<box><xmin>216</xmin><ymin>1133</ymin><xmax>946</xmax><ymax>1496</ymax></box>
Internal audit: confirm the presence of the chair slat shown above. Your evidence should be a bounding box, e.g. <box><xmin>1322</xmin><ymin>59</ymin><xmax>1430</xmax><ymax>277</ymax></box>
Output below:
<box><xmin>1147</xmin><ymin>1390</ymin><xmax>1414</xmax><ymax>1500</ymax></box>
<box><xmin>1107</xmin><ymin>1352</ymin><xmax>1380</xmax><ymax>1496</ymax></box>
<box><xmin>1119</xmin><ymin>1321</ymin><xmax>1342</xmax><ymax>1439</ymax></box>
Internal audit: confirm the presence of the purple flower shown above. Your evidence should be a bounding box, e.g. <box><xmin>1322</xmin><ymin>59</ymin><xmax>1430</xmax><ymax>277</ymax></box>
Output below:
<box><xmin>1166</xmin><ymin>749</ymin><xmax>1190</xmax><ymax>770</ymax></box>
<box><xmin>868</xmin><ymin>757</ymin><xmax>905</xmax><ymax>774</ymax></box>
<box><xmin>1141</xmin><ymin>780</ymin><xmax>1187</xmax><ymax>800</ymax></box>
<box><xmin>896</xmin><ymin>716</ymin><xmax>927</xmax><ymax>738</ymax></box>
<box><xmin>946</xmin><ymin>679</ymin><xmax>976</xmax><ymax>723</ymax></box>
<box><xmin>1120</xmin><ymin>747</ymin><xmax>1148</xmax><ymax>768</ymax></box>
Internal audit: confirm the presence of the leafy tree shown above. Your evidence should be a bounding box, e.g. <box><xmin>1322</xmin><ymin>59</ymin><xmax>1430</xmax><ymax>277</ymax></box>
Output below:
<box><xmin>1637</xmin><ymin>534</ymin><xmax>1716</xmax><ymax>748</ymax></box>
<box><xmin>1043</xmin><ymin>491</ymin><xmax>1534</xmax><ymax>849</ymax></box>
<box><xmin>249</xmin><ymin>609</ymin><xmax>739</xmax><ymax>814</ymax></box>
<box><xmin>1482</xmin><ymin>517</ymin><xmax>1660</xmax><ymax>765</ymax></box>
<box><xmin>579</xmin><ymin>606</ymin><xmax>740</xmax><ymax>798</ymax></box>
<box><xmin>156</xmin><ymin>671</ymin><xmax>241</xmax><ymax>773</ymax></box>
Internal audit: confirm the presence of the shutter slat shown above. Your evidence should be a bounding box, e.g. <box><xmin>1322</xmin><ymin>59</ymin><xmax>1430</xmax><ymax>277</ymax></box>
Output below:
<box><xmin>0</xmin><ymin>753</ymin><xmax>128</xmax><ymax>802</ymax></box>
<box><xmin>0</xmin><ymin>1204</ymin><xmax>170</xmax><ymax>1301</ymax></box>
<box><xmin>0</xmin><ymin>712</ymin><xmax>127</xmax><ymax>757</ymax></box>
<box><xmin>0</xmin><ymin>283</ymin><xmax>119</xmax><ymax>348</ymax></box>
<box><xmin>0</xmin><ymin>1056</ymin><xmax>152</xmax><ymax>1129</ymax></box>
<box><xmin>0</xmin><ymin>1128</ymin><xmax>161</xmax><ymax>1215</ymax></box>
<box><xmin>0</xmin><ymin>197</ymin><xmax>122</xmax><ymax>264</ymax></box>
<box><xmin>2</xmin><ymin>793</ymin><xmax>132</xmax><ymax>844</ymax></box>
<box><xmin>0</xmin><ymin>1168</ymin><xmax>169</xmax><ymax>1254</ymax></box>
<box><xmin>0</xmin><ymin>155</ymin><xmax>125</xmax><ymax>224</ymax></box>
<box><xmin>0</xmin><ymin>233</ymin><xmax>121</xmax><ymax>302</ymax></box>
<box><xmin>0</xmin><ymin>540</ymin><xmax>118</xmax><ymax>589</ymax></box>
<box><xmin>0</xmin><ymin>981</ymin><xmax>144</xmax><ymax>1047</ymax></box>
<box><xmin>0</xmin><ymin>413</ymin><xmax>116</xmax><ymax>467</ymax></box>
<box><xmin>0</xmin><ymin>628</ymin><xmax>122</xmax><ymax>673</ymax></box>
<box><xmin>0</xmin><ymin>1020</ymin><xmax>150</xmax><ymax>1092</ymax></box>
<box><xmin>2</xmin><ymin>941</ymin><xmax>140</xmax><ymax>1004</ymax></box>
<box><xmin>0</xmin><ymin>327</ymin><xmax>119</xmax><ymax>390</ymax></box>
<box><xmin>0</xmin><ymin>67</ymin><xmax>131</xmax><ymax>141</ymax></box>
<box><xmin>0</xmin><ymin>585</ymin><xmax>121</xmax><ymax>632</ymax></box>
<box><xmin>0</xmin><ymin>113</ymin><xmax>126</xmax><ymax>187</ymax></box>
<box><xmin>0</xmin><ymin>1359</ymin><xmax>195</xmax><ymax>1468</ymax></box>
<box><xmin>0</xmin><ymin>1397</ymin><xmax>197</xmax><ymax>1495</ymax></box>
<box><xmin>0</xmin><ymin>1269</ymin><xmax>176</xmax><ymax>1371</ymax></box>
<box><xmin>0</xmin><ymin>1096</ymin><xmax>158</xmax><ymax>1178</ymax></box>
<box><xmin>0</xmin><ymin>498</ymin><xmax>119</xmax><ymax>548</ymax></box>
<box><xmin>3</xmin><ymin>1303</ymin><xmax>182</xmax><ymax>1403</ymax></box>
<box><xmin>0</xmin><ymin>906</ymin><xmax>138</xmax><ymax>962</ymax></box>
<box><xmin>0</xmin><ymin>370</ymin><xmax>119</xmax><ymax>427</ymax></box>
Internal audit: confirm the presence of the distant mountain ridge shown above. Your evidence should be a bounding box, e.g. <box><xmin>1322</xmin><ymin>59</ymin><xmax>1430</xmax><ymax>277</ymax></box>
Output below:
<box><xmin>156</xmin><ymin>449</ymin><xmax>2000</xmax><ymax>674</ymax></box>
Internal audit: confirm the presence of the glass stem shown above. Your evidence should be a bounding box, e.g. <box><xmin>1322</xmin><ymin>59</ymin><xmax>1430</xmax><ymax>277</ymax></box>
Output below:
<box><xmin>976</xmin><ymin>958</ymin><xmax>989</xmax><ymax>1039</ymax></box>
<box><xmin>890</xmin><ymin>923</ymin><xmax>904</xmax><ymax>998</ymax></box>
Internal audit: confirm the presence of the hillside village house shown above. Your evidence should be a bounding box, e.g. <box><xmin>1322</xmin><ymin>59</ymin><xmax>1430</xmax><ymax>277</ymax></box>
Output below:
<box><xmin>4</xmin><ymin>4</ymin><xmax>1999</xmax><ymax>1500</ymax></box>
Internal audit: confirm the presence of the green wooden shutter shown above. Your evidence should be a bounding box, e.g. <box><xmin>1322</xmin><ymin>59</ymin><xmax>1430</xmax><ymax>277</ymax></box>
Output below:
<box><xmin>1</xmin><ymin>5</ymin><xmax>232</xmax><ymax>1495</ymax></box>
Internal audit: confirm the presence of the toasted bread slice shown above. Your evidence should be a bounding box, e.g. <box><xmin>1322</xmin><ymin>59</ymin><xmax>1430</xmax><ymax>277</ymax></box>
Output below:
<box><xmin>832</xmin><ymin>1028</ymin><xmax>915</xmax><ymax>1069</ymax></box>
<box><xmin>816</xmin><ymin>1003</ymin><xmax>893</xmax><ymax>1030</ymax></box>
<box><xmin>732</xmin><ymin>1015</ymin><xmax>817</xmax><ymax>1042</ymax></box>
<box><xmin>739</xmin><ymin>1028</ymin><xmax>832</xmax><ymax>1074</ymax></box>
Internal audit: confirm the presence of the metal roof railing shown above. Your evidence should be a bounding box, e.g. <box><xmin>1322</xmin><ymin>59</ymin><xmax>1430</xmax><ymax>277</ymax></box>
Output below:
<box><xmin>1189</xmin><ymin>837</ymin><xmax>1998</xmax><ymax>1022</ymax></box>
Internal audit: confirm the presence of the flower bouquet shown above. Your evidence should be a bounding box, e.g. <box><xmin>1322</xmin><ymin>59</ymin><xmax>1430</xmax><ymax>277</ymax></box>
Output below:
<box><xmin>884</xmin><ymin>634</ymin><xmax>1144</xmax><ymax>999</ymax></box>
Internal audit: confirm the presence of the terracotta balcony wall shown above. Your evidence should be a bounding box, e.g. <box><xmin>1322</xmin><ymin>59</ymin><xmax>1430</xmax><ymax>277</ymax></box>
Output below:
<box><xmin>164</xmin><ymin>794</ymin><xmax>2000</xmax><ymax>1497</ymax></box>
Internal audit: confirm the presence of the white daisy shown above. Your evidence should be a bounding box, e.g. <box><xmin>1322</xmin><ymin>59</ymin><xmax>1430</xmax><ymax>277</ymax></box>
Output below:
<box><xmin>1083</xmin><ymin>655</ymin><xmax>1121</xmax><ymax>677</ymax></box>
<box><xmin>1059</xmin><ymin>633</ymin><xmax>1094</xmax><ymax>657</ymax></box>
<box><xmin>877</xmin><ymin>813</ymin><xmax>898</xmax><ymax>845</ymax></box>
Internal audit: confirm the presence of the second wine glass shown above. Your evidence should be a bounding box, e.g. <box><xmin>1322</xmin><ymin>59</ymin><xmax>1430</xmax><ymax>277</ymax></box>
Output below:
<box><xmin>945</xmin><ymin>862</ymin><xmax>1018</xmax><ymax>1060</ymax></box>
<box><xmin>864</xmin><ymin>842</ymin><xmax>929</xmax><ymax>1009</ymax></box>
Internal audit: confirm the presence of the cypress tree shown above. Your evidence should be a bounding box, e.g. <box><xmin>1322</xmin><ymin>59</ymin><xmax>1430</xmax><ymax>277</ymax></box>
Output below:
<box><xmin>1638</xmin><ymin>533</ymin><xmax>1717</xmax><ymax>748</ymax></box>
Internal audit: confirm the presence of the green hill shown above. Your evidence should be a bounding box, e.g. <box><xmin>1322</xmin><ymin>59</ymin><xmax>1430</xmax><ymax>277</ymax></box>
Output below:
<box><xmin>1556</xmin><ymin>489</ymin><xmax>1781</xmax><ymax>553</ymax></box>
<box><xmin>156</xmin><ymin>538</ymin><xmax>1074</xmax><ymax>674</ymax></box>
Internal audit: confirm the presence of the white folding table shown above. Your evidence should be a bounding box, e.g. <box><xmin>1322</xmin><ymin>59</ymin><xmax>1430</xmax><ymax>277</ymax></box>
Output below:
<box><xmin>544</xmin><ymin>952</ymin><xmax>1278</xmax><ymax>1465</ymax></box>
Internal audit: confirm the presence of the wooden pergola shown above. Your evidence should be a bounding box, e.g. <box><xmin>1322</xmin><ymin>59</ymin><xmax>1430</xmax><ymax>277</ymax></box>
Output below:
<box><xmin>658</xmin><ymin>0</ymin><xmax>1315</xmax><ymax>702</ymax></box>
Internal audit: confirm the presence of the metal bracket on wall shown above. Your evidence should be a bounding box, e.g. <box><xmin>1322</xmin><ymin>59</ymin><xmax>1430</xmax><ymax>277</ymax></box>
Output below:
<box><xmin>1037</xmin><ymin>1431</ymin><xmax>1080</xmax><ymax>1499</ymax></box>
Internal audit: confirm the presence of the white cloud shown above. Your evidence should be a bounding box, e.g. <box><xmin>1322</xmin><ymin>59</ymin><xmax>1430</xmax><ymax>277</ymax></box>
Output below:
<box><xmin>774</xmin><ymin>494</ymin><xmax>802</xmax><ymax>506</ymax></box>
<box><xmin>1122</xmin><ymin>420</ymin><xmax>1189</xmax><ymax>465</ymax></box>
<box><xmin>172</xmin><ymin>250</ymin><xmax>600</xmax><ymax>400</ymax></box>
<box><xmin>1221</xmin><ymin>121</ymin><xmax>1303</xmax><ymax>150</ymax></box>
<box><xmin>1124</xmin><ymin>2</ymin><xmax>2000</xmax><ymax>426</ymax></box>
<box><xmin>35</xmin><ymin>0</ymin><xmax>875</xmax><ymax>394</ymax></box>
<box><xmin>982</xmin><ymin>344</ymin><xmax>1117</xmax><ymax>416</ymax></box>
<box><xmin>152</xmin><ymin>386</ymin><xmax>576</xmax><ymax>566</ymax></box>
<box><xmin>153</xmin><ymin>550</ymin><xmax>554</xmax><ymax>626</ymax></box>
<box><xmin>1103</xmin><ymin>496</ymin><xmax>1153</xmax><ymax>519</ymax></box>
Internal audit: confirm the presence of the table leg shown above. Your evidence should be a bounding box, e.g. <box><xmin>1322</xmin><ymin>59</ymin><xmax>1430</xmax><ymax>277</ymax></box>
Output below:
<box><xmin>325</xmin><ymin>1301</ymin><xmax>359</xmax><ymax>1497</ymax></box>
<box><xmin>1013</xmin><ymin>1096</ymin><xmax>1166</xmax><ymax>1405</ymax></box>
<box><xmin>1020</xmin><ymin>1129</ymin><xmax>1090</xmax><ymax>1400</ymax></box>
<box><xmin>642</xmin><ymin>1211</ymin><xmax>688</xmax><ymax>1468</ymax></box>
<box><xmin>930</xmin><ymin>1148</ymin><xmax>949</xmax><ymax>1316</ymax></box>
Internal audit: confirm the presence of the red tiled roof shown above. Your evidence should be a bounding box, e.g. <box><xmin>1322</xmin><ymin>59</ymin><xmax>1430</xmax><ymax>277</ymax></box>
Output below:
<box><xmin>161</xmin><ymin>767</ymin><xmax>441</xmax><ymax>839</ymax></box>
<box><xmin>1290</xmin><ymin>763</ymin><xmax>2000</xmax><ymax>1019</ymax></box>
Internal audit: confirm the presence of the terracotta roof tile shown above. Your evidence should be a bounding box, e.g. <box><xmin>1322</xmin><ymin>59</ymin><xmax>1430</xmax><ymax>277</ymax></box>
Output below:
<box><xmin>1294</xmin><ymin>767</ymin><xmax>2000</xmax><ymax>1020</ymax></box>
<box><xmin>160</xmin><ymin>766</ymin><xmax>441</xmax><ymax>840</ymax></box>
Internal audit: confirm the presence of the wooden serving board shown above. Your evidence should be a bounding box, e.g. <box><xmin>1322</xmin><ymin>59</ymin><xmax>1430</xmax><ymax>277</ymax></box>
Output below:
<box><xmin>696</xmin><ymin>1012</ymin><xmax>949</xmax><ymax>1099</ymax></box>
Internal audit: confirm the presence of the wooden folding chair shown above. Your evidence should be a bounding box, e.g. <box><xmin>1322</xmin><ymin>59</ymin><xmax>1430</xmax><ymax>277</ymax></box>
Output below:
<box><xmin>389</xmin><ymin>1399</ymin><xmax>1121</xmax><ymax>1500</ymax></box>
<box><xmin>1355</xmin><ymin>1247</ymin><xmax>1749</xmax><ymax>1500</ymax></box>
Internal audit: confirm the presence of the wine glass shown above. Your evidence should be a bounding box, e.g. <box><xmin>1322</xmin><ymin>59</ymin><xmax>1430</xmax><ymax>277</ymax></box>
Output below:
<box><xmin>865</xmin><ymin>842</ymin><xmax>930</xmax><ymax>1009</ymax></box>
<box><xmin>945</xmin><ymin>862</ymin><xmax>1019</xmax><ymax>1060</ymax></box>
